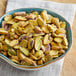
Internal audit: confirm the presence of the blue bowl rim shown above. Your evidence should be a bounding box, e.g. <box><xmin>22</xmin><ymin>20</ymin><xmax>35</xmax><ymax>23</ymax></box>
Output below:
<box><xmin>0</xmin><ymin>8</ymin><xmax>72</xmax><ymax>69</ymax></box>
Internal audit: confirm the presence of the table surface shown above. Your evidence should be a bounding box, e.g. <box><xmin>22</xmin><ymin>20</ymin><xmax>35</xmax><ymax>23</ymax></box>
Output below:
<box><xmin>0</xmin><ymin>0</ymin><xmax>76</xmax><ymax>76</ymax></box>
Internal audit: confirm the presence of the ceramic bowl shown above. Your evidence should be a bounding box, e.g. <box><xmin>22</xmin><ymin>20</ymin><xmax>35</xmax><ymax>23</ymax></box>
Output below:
<box><xmin>0</xmin><ymin>8</ymin><xmax>72</xmax><ymax>70</ymax></box>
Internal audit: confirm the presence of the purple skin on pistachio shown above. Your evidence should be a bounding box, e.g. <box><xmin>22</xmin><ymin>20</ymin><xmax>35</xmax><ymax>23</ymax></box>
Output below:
<box><xmin>30</xmin><ymin>40</ymin><xmax>34</xmax><ymax>48</ymax></box>
<box><xmin>19</xmin><ymin>36</ymin><xmax>26</xmax><ymax>42</ymax></box>
<box><xmin>2</xmin><ymin>21</ymin><xmax>9</xmax><ymax>31</ymax></box>
<box><xmin>5</xmin><ymin>25</ymin><xmax>9</xmax><ymax>31</ymax></box>
<box><xmin>45</xmin><ymin>44</ymin><xmax>51</xmax><ymax>51</ymax></box>
<box><xmin>27</xmin><ymin>33</ymin><xmax>33</xmax><ymax>40</ymax></box>
<box><xmin>21</xmin><ymin>60</ymin><xmax>25</xmax><ymax>64</ymax></box>
<box><xmin>25</xmin><ymin>16</ymin><xmax>33</xmax><ymax>20</ymax></box>
<box><xmin>14</xmin><ymin>12</ymin><xmax>25</xmax><ymax>16</ymax></box>
<box><xmin>25</xmin><ymin>15</ymin><xmax>35</xmax><ymax>20</ymax></box>
<box><xmin>5</xmin><ymin>33</ymin><xmax>10</xmax><ymax>39</ymax></box>
<box><xmin>2</xmin><ymin>21</ymin><xmax>6</xmax><ymax>28</ymax></box>
<box><xmin>43</xmin><ymin>21</ymin><xmax>46</xmax><ymax>26</ymax></box>
<box><xmin>28</xmin><ymin>36</ymin><xmax>31</xmax><ymax>40</ymax></box>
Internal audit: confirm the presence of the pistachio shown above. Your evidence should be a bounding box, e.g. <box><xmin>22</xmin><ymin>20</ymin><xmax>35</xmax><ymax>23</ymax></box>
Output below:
<box><xmin>8</xmin><ymin>48</ymin><xmax>16</xmax><ymax>56</ymax></box>
<box><xmin>10</xmin><ymin>58</ymin><xmax>19</xmax><ymax>64</ymax></box>
<box><xmin>0</xmin><ymin>28</ymin><xmax>8</xmax><ymax>34</ymax></box>
<box><xmin>60</xmin><ymin>22</ymin><xmax>66</xmax><ymax>29</ymax></box>
<box><xmin>12</xmin><ymin>23</ymin><xmax>19</xmax><ymax>29</ymax></box>
<box><xmin>32</xmin><ymin>11</ymin><xmax>39</xmax><ymax>16</ymax></box>
<box><xmin>35</xmin><ymin>36</ymin><xmax>42</xmax><ymax>50</ymax></box>
<box><xmin>55</xmin><ymin>28</ymin><xmax>66</xmax><ymax>34</ymax></box>
<box><xmin>45</xmin><ymin>44</ymin><xmax>51</xmax><ymax>51</ymax></box>
<box><xmin>1</xmin><ymin>51</ymin><xmax>7</xmax><ymax>56</ymax></box>
<box><xmin>20</xmin><ymin>61</ymin><xmax>30</xmax><ymax>65</ymax></box>
<box><xmin>54</xmin><ymin>37</ymin><xmax>63</xmax><ymax>43</ymax></box>
<box><xmin>6</xmin><ymin>20</ymin><xmax>15</xmax><ymax>24</ymax></box>
<box><xmin>20</xmin><ymin>47</ymin><xmax>29</xmax><ymax>56</ymax></box>
<box><xmin>10</xmin><ymin>40</ymin><xmax>19</xmax><ymax>47</ymax></box>
<box><xmin>0</xmin><ymin>35</ymin><xmax>4</xmax><ymax>41</ymax></box>
<box><xmin>33</xmin><ymin>33</ymin><xmax>45</xmax><ymax>36</ymax></box>
<box><xmin>34</xmin><ymin>50</ymin><xmax>43</xmax><ymax>57</ymax></box>
<box><xmin>23</xmin><ymin>24</ymin><xmax>34</xmax><ymax>33</ymax></box>
<box><xmin>42</xmin><ymin>25</ymin><xmax>49</xmax><ymax>33</ymax></box>
<box><xmin>51</xmin><ymin>17</ymin><xmax>60</xmax><ymax>28</ymax></box>
<box><xmin>43</xmin><ymin>34</ymin><xmax>50</xmax><ymax>44</ymax></box>
<box><xmin>34</xmin><ymin>26</ymin><xmax>42</xmax><ymax>33</ymax></box>
<box><xmin>46</xmin><ymin>15</ymin><xmax>52</xmax><ymax>23</ymax></box>
<box><xmin>40</xmin><ymin>10</ymin><xmax>48</xmax><ymax>21</ymax></box>
<box><xmin>13</xmin><ymin>12</ymin><xmax>26</xmax><ymax>16</ymax></box>
<box><xmin>47</xmin><ymin>24</ymin><xmax>57</xmax><ymax>32</ymax></box>
<box><xmin>17</xmin><ymin>51</ymin><xmax>37</xmax><ymax>66</ymax></box>
<box><xmin>29</xmin><ymin>20</ymin><xmax>38</xmax><ymax>26</ymax></box>
<box><xmin>15</xmin><ymin>16</ymin><xmax>27</xmax><ymax>21</ymax></box>
<box><xmin>37</xmin><ymin>15</ymin><xmax>44</xmax><ymax>27</ymax></box>
<box><xmin>38</xmin><ymin>60</ymin><xmax>43</xmax><ymax>65</ymax></box>
<box><xmin>63</xmin><ymin>37</ymin><xmax>68</xmax><ymax>46</ymax></box>
<box><xmin>28</xmin><ymin>38</ymin><xmax>34</xmax><ymax>49</ymax></box>
<box><xmin>51</xmin><ymin>46</ymin><xmax>62</xmax><ymax>50</ymax></box>
<box><xmin>49</xmin><ymin>50</ymin><xmax>58</xmax><ymax>56</ymax></box>
<box><xmin>30</xmin><ymin>53</ymin><xmax>38</xmax><ymax>60</ymax></box>
<box><xmin>20</xmin><ymin>40</ymin><xmax>28</xmax><ymax>48</ymax></box>
<box><xmin>41</xmin><ymin>45</ymin><xmax>45</xmax><ymax>52</ymax></box>
<box><xmin>4</xmin><ymin>15</ymin><xmax>12</xmax><ymax>21</ymax></box>
<box><xmin>31</xmin><ymin>49</ymin><xmax>35</xmax><ymax>55</ymax></box>
<box><xmin>5</xmin><ymin>39</ymin><xmax>10</xmax><ymax>46</ymax></box>
<box><xmin>11</xmin><ymin>56</ymin><xmax>19</xmax><ymax>61</ymax></box>
<box><xmin>14</xmin><ymin>45</ymin><xmax>20</xmax><ymax>49</ymax></box>
<box><xmin>25</xmin><ymin>14</ymin><xmax>36</xmax><ymax>20</ymax></box>
<box><xmin>2</xmin><ymin>21</ymin><xmax>6</xmax><ymax>28</ymax></box>
<box><xmin>59</xmin><ymin>50</ymin><xmax>65</xmax><ymax>54</ymax></box>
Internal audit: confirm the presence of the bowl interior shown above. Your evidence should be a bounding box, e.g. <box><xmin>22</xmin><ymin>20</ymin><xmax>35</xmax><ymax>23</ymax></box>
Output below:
<box><xmin>0</xmin><ymin>8</ymin><xmax>72</xmax><ymax>68</ymax></box>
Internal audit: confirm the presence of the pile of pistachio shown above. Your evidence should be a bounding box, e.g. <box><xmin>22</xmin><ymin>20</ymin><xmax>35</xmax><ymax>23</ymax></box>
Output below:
<box><xmin>0</xmin><ymin>10</ymin><xmax>68</xmax><ymax>66</ymax></box>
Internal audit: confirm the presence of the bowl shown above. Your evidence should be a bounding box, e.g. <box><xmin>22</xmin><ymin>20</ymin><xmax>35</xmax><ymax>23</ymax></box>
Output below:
<box><xmin>0</xmin><ymin>8</ymin><xmax>72</xmax><ymax>70</ymax></box>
